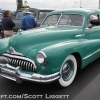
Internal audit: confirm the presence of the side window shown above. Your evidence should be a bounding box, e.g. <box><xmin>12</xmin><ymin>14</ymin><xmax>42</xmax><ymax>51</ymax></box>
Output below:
<box><xmin>39</xmin><ymin>12</ymin><xmax>44</xmax><ymax>20</ymax></box>
<box><xmin>59</xmin><ymin>15</ymin><xmax>71</xmax><ymax>25</ymax></box>
<box><xmin>86</xmin><ymin>14</ymin><xmax>99</xmax><ymax>27</ymax></box>
<box><xmin>30</xmin><ymin>12</ymin><xmax>35</xmax><ymax>16</ymax></box>
<box><xmin>58</xmin><ymin>14</ymin><xmax>83</xmax><ymax>26</ymax></box>
<box><xmin>15</xmin><ymin>12</ymin><xmax>24</xmax><ymax>19</ymax></box>
<box><xmin>39</xmin><ymin>11</ymin><xmax>50</xmax><ymax>20</ymax></box>
<box><xmin>42</xmin><ymin>14</ymin><xmax>60</xmax><ymax>26</ymax></box>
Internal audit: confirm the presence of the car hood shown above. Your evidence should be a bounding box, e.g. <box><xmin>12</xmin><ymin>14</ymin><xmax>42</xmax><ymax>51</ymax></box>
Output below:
<box><xmin>9</xmin><ymin>26</ymin><xmax>82</xmax><ymax>56</ymax></box>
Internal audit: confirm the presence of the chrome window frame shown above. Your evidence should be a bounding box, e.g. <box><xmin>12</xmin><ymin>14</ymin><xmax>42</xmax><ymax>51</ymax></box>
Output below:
<box><xmin>41</xmin><ymin>13</ymin><xmax>85</xmax><ymax>28</ymax></box>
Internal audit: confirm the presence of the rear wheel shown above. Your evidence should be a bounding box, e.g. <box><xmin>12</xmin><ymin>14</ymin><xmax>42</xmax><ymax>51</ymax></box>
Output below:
<box><xmin>57</xmin><ymin>55</ymin><xmax>77</xmax><ymax>87</ymax></box>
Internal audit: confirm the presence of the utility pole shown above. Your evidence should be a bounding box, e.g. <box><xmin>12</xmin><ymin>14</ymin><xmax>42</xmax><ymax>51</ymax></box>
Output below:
<box><xmin>80</xmin><ymin>0</ymin><xmax>82</xmax><ymax>8</ymax></box>
<box><xmin>99</xmin><ymin>0</ymin><xmax>100</xmax><ymax>9</ymax></box>
<box><xmin>24</xmin><ymin>0</ymin><xmax>28</xmax><ymax>6</ymax></box>
<box><xmin>75</xmin><ymin>2</ymin><xmax>77</xmax><ymax>8</ymax></box>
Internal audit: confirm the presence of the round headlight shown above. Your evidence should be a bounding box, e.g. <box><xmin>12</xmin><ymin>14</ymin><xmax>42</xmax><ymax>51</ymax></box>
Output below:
<box><xmin>36</xmin><ymin>51</ymin><xmax>47</xmax><ymax>64</ymax></box>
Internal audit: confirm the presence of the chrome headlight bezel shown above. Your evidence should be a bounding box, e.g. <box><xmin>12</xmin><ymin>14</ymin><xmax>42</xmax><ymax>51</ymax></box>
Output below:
<box><xmin>36</xmin><ymin>51</ymin><xmax>47</xmax><ymax>64</ymax></box>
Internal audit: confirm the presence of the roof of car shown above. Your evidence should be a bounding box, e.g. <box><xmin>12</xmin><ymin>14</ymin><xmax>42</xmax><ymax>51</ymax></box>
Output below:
<box><xmin>49</xmin><ymin>8</ymin><xmax>100</xmax><ymax>16</ymax></box>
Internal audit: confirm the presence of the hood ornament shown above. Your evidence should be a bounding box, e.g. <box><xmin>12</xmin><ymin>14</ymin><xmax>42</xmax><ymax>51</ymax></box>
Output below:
<box><xmin>18</xmin><ymin>29</ymin><xmax>23</xmax><ymax>34</ymax></box>
<box><xmin>9</xmin><ymin>47</ymin><xmax>15</xmax><ymax>54</ymax></box>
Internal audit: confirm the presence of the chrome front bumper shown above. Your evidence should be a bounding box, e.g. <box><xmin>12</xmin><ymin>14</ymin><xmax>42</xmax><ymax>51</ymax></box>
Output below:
<box><xmin>0</xmin><ymin>64</ymin><xmax>60</xmax><ymax>83</ymax></box>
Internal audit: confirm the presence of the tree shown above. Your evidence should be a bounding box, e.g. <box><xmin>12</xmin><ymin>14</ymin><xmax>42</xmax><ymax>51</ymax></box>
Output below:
<box><xmin>17</xmin><ymin>0</ymin><xmax>30</xmax><ymax>10</ymax></box>
<box><xmin>17</xmin><ymin>3</ymin><xmax>30</xmax><ymax>10</ymax></box>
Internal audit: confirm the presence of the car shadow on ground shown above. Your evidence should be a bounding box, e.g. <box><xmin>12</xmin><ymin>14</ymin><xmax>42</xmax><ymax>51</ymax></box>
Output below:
<box><xmin>0</xmin><ymin>57</ymin><xmax>100</xmax><ymax>100</ymax></box>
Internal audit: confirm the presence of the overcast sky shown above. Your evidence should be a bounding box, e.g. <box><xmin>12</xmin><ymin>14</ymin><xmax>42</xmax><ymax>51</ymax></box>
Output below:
<box><xmin>0</xmin><ymin>0</ymin><xmax>99</xmax><ymax>11</ymax></box>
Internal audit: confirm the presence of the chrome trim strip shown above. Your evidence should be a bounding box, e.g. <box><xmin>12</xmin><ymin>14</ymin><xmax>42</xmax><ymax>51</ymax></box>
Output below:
<box><xmin>0</xmin><ymin>74</ymin><xmax>16</xmax><ymax>81</ymax></box>
<box><xmin>6</xmin><ymin>64</ymin><xmax>16</xmax><ymax>70</ymax></box>
<box><xmin>0</xmin><ymin>64</ymin><xmax>60</xmax><ymax>83</ymax></box>
<box><xmin>85</xmin><ymin>26</ymin><xmax>100</xmax><ymax>30</ymax></box>
<box><xmin>75</xmin><ymin>34</ymin><xmax>85</xmax><ymax>38</ymax></box>
<box><xmin>1</xmin><ymin>68</ymin><xmax>15</xmax><ymax>75</ymax></box>
<box><xmin>18</xmin><ymin>72</ymin><xmax>60</xmax><ymax>83</ymax></box>
<box><xmin>83</xmin><ymin>49</ymin><xmax>100</xmax><ymax>60</ymax></box>
<box><xmin>2</xmin><ymin>53</ymin><xmax>37</xmax><ymax>71</ymax></box>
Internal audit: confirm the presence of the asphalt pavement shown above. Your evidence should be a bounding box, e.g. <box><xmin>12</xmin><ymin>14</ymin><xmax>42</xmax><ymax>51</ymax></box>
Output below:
<box><xmin>0</xmin><ymin>55</ymin><xmax>100</xmax><ymax>100</ymax></box>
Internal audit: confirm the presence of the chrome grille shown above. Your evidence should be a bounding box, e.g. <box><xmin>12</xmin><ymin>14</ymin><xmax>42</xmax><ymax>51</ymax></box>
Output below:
<box><xmin>2</xmin><ymin>53</ymin><xmax>37</xmax><ymax>72</ymax></box>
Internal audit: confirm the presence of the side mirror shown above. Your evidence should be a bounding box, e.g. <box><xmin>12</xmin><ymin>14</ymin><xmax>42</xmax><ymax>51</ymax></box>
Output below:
<box><xmin>88</xmin><ymin>24</ymin><xmax>93</xmax><ymax>29</ymax></box>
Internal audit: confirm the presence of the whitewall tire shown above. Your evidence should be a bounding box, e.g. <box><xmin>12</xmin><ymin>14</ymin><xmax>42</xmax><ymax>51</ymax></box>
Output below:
<box><xmin>57</xmin><ymin>55</ymin><xmax>77</xmax><ymax>87</ymax></box>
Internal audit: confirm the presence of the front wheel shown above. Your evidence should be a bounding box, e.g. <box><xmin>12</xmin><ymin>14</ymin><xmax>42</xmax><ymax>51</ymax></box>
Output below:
<box><xmin>57</xmin><ymin>55</ymin><xmax>77</xmax><ymax>87</ymax></box>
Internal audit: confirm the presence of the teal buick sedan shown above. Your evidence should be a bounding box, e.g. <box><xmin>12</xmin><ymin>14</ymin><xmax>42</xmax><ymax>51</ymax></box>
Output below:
<box><xmin>0</xmin><ymin>9</ymin><xmax>100</xmax><ymax>87</ymax></box>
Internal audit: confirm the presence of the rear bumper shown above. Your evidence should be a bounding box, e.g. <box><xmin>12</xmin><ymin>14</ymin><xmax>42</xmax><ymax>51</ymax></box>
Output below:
<box><xmin>0</xmin><ymin>64</ymin><xmax>60</xmax><ymax>83</ymax></box>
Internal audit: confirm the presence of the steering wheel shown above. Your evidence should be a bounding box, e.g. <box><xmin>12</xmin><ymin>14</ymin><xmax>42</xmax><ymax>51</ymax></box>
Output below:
<box><xmin>72</xmin><ymin>21</ymin><xmax>82</xmax><ymax>26</ymax></box>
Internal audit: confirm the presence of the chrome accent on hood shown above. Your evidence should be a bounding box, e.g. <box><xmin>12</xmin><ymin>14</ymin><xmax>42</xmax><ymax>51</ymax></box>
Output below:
<box><xmin>6</xmin><ymin>47</ymin><xmax>23</xmax><ymax>56</ymax></box>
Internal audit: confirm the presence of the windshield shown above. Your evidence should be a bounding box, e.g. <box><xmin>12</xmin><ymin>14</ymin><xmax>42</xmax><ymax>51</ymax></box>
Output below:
<box><xmin>42</xmin><ymin>14</ymin><xmax>84</xmax><ymax>27</ymax></box>
<box><xmin>15</xmin><ymin>11</ymin><xmax>34</xmax><ymax>20</ymax></box>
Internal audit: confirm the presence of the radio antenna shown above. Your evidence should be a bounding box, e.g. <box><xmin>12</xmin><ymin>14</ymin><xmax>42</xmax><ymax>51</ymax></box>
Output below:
<box><xmin>62</xmin><ymin>0</ymin><xmax>67</xmax><ymax>10</ymax></box>
<box><xmin>56</xmin><ymin>0</ymin><xmax>67</xmax><ymax>26</ymax></box>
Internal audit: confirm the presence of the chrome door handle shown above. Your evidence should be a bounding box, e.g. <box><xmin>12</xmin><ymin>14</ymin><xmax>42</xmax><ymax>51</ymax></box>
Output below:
<box><xmin>75</xmin><ymin>34</ymin><xmax>85</xmax><ymax>38</ymax></box>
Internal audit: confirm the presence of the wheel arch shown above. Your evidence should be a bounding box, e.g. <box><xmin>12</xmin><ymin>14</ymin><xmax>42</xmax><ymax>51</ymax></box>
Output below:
<box><xmin>72</xmin><ymin>52</ymin><xmax>82</xmax><ymax>71</ymax></box>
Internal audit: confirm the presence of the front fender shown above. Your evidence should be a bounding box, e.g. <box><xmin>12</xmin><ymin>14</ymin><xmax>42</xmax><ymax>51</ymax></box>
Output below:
<box><xmin>27</xmin><ymin>40</ymin><xmax>83</xmax><ymax>75</ymax></box>
<box><xmin>27</xmin><ymin>39</ymin><xmax>99</xmax><ymax>75</ymax></box>
<box><xmin>40</xmin><ymin>39</ymin><xmax>99</xmax><ymax>74</ymax></box>
<box><xmin>40</xmin><ymin>40</ymin><xmax>81</xmax><ymax>74</ymax></box>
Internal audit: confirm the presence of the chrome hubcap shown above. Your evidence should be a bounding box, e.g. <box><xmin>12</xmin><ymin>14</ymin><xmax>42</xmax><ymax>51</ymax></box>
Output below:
<box><xmin>62</xmin><ymin>60</ymin><xmax>74</xmax><ymax>81</ymax></box>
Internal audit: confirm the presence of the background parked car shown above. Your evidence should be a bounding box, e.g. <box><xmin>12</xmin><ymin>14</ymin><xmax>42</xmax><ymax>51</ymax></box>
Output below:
<box><xmin>13</xmin><ymin>8</ymin><xmax>54</xmax><ymax>32</ymax></box>
<box><xmin>0</xmin><ymin>10</ymin><xmax>5</xmax><ymax>14</ymax></box>
<box><xmin>0</xmin><ymin>13</ymin><xmax>4</xmax><ymax>37</ymax></box>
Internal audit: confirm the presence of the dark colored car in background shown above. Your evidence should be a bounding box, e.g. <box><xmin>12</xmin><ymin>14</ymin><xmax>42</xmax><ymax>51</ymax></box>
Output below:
<box><xmin>0</xmin><ymin>13</ymin><xmax>4</xmax><ymax>37</ymax></box>
<box><xmin>0</xmin><ymin>13</ymin><xmax>3</xmax><ymax>31</ymax></box>
<box><xmin>13</xmin><ymin>8</ymin><xmax>54</xmax><ymax>32</ymax></box>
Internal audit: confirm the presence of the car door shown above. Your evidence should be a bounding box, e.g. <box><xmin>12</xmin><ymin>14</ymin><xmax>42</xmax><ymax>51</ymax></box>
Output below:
<box><xmin>85</xmin><ymin>14</ymin><xmax>100</xmax><ymax>60</ymax></box>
